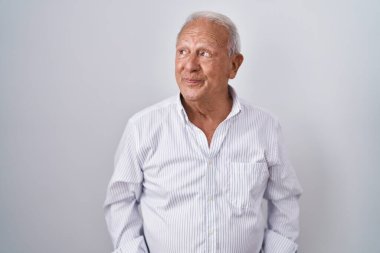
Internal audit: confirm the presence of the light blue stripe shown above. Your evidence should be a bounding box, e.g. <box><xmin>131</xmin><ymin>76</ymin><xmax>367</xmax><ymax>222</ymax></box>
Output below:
<box><xmin>104</xmin><ymin>86</ymin><xmax>302</xmax><ymax>253</ymax></box>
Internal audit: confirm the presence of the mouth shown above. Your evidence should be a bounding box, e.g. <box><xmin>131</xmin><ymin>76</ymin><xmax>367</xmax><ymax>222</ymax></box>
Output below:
<box><xmin>182</xmin><ymin>78</ymin><xmax>204</xmax><ymax>86</ymax></box>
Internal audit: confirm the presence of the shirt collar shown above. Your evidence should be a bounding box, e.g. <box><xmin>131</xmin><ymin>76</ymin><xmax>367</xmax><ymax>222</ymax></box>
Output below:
<box><xmin>176</xmin><ymin>85</ymin><xmax>242</xmax><ymax>124</ymax></box>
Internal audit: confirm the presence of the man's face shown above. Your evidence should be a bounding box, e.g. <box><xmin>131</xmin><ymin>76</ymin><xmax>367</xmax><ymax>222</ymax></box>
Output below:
<box><xmin>175</xmin><ymin>19</ymin><xmax>242</xmax><ymax>103</ymax></box>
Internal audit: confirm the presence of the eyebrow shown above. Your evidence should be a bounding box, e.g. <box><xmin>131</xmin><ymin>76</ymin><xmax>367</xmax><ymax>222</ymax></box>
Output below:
<box><xmin>176</xmin><ymin>39</ymin><xmax>220</xmax><ymax>49</ymax></box>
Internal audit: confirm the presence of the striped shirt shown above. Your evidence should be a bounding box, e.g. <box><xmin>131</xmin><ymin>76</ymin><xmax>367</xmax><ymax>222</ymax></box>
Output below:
<box><xmin>104</xmin><ymin>86</ymin><xmax>302</xmax><ymax>253</ymax></box>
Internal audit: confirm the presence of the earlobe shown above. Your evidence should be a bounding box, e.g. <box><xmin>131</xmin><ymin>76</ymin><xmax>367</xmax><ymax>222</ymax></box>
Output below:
<box><xmin>229</xmin><ymin>54</ymin><xmax>244</xmax><ymax>79</ymax></box>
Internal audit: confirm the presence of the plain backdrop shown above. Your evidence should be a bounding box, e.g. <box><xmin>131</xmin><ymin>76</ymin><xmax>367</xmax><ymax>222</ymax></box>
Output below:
<box><xmin>1</xmin><ymin>0</ymin><xmax>379</xmax><ymax>252</ymax></box>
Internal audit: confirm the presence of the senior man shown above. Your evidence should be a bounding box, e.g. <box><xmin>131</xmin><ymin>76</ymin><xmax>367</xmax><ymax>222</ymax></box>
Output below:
<box><xmin>104</xmin><ymin>11</ymin><xmax>302</xmax><ymax>253</ymax></box>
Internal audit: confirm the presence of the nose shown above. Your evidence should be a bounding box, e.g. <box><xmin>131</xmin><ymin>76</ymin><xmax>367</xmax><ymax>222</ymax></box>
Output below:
<box><xmin>184</xmin><ymin>53</ymin><xmax>201</xmax><ymax>72</ymax></box>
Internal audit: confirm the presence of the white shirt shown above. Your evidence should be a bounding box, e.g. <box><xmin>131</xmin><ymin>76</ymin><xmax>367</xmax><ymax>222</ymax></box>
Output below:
<box><xmin>104</xmin><ymin>86</ymin><xmax>302</xmax><ymax>253</ymax></box>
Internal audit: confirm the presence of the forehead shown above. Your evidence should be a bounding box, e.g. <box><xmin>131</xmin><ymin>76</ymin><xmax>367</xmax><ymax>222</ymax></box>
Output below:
<box><xmin>177</xmin><ymin>19</ymin><xmax>229</xmax><ymax>48</ymax></box>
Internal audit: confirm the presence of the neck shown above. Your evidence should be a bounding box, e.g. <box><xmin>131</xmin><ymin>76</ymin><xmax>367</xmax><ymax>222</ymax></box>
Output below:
<box><xmin>181</xmin><ymin>89</ymin><xmax>232</xmax><ymax>125</ymax></box>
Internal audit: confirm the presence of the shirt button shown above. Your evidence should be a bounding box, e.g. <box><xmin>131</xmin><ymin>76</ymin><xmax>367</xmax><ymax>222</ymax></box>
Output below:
<box><xmin>207</xmin><ymin>159</ymin><xmax>212</xmax><ymax>167</ymax></box>
<box><xmin>208</xmin><ymin>196</ymin><xmax>213</xmax><ymax>202</ymax></box>
<box><xmin>209</xmin><ymin>230</ymin><xmax>214</xmax><ymax>235</ymax></box>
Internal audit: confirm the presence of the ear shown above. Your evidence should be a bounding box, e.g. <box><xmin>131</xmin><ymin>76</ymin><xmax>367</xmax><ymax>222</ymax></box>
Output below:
<box><xmin>228</xmin><ymin>54</ymin><xmax>244</xmax><ymax>79</ymax></box>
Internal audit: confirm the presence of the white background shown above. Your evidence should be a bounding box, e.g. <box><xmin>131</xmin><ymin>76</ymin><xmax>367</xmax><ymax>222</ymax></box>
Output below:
<box><xmin>1</xmin><ymin>0</ymin><xmax>379</xmax><ymax>252</ymax></box>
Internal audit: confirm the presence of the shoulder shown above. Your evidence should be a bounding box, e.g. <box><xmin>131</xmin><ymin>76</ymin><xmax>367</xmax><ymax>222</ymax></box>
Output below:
<box><xmin>238</xmin><ymin>97</ymin><xmax>280</xmax><ymax>127</ymax></box>
<box><xmin>128</xmin><ymin>95</ymin><xmax>178</xmax><ymax>125</ymax></box>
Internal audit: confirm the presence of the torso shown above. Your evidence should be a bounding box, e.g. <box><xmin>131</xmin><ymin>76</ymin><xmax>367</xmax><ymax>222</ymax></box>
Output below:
<box><xmin>191</xmin><ymin>120</ymin><xmax>218</xmax><ymax>146</ymax></box>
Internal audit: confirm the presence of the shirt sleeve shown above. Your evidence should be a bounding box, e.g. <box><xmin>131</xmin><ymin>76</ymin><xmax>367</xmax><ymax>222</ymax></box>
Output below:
<box><xmin>263</xmin><ymin>119</ymin><xmax>303</xmax><ymax>253</ymax></box>
<box><xmin>104</xmin><ymin>120</ymin><xmax>149</xmax><ymax>253</ymax></box>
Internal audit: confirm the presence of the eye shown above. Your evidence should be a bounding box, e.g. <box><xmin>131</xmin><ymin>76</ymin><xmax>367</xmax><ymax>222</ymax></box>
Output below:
<box><xmin>177</xmin><ymin>48</ymin><xmax>188</xmax><ymax>57</ymax></box>
<box><xmin>199</xmin><ymin>50</ymin><xmax>211</xmax><ymax>57</ymax></box>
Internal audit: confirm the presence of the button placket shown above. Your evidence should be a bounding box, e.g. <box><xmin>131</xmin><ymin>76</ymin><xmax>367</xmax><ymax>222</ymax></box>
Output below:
<box><xmin>206</xmin><ymin>157</ymin><xmax>218</xmax><ymax>252</ymax></box>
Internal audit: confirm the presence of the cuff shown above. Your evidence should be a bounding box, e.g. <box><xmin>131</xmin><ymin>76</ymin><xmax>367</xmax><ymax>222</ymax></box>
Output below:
<box><xmin>111</xmin><ymin>236</ymin><xmax>148</xmax><ymax>253</ymax></box>
<box><xmin>263</xmin><ymin>229</ymin><xmax>298</xmax><ymax>253</ymax></box>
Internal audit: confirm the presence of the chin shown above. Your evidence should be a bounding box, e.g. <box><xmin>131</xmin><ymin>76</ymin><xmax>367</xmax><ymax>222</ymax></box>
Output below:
<box><xmin>179</xmin><ymin>84</ymin><xmax>205</xmax><ymax>102</ymax></box>
<box><xmin>181</xmin><ymin>92</ymin><xmax>201</xmax><ymax>102</ymax></box>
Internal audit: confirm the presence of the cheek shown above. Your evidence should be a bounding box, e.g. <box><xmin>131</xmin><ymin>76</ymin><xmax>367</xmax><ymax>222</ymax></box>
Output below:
<box><xmin>205</xmin><ymin>63</ymin><xmax>229</xmax><ymax>79</ymax></box>
<box><xmin>175</xmin><ymin>60</ymin><xmax>183</xmax><ymax>72</ymax></box>
<box><xmin>222</xmin><ymin>63</ymin><xmax>233</xmax><ymax>78</ymax></box>
<box><xmin>174</xmin><ymin>64</ymin><xmax>182</xmax><ymax>81</ymax></box>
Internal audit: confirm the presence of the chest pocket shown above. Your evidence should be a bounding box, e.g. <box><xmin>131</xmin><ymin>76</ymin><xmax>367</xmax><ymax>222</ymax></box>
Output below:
<box><xmin>225</xmin><ymin>162</ymin><xmax>269</xmax><ymax>211</ymax></box>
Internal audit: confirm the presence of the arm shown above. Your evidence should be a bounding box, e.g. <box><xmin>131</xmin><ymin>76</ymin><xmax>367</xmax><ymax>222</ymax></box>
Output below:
<box><xmin>104</xmin><ymin>121</ymin><xmax>149</xmax><ymax>253</ymax></box>
<box><xmin>263</xmin><ymin>120</ymin><xmax>303</xmax><ymax>253</ymax></box>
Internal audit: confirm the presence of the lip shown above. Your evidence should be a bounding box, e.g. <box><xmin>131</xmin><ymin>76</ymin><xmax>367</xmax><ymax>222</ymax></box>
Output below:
<box><xmin>182</xmin><ymin>78</ymin><xmax>204</xmax><ymax>85</ymax></box>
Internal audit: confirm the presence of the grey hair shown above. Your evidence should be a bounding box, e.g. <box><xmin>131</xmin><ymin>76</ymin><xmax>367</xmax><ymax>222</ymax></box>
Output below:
<box><xmin>177</xmin><ymin>11</ymin><xmax>241</xmax><ymax>56</ymax></box>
